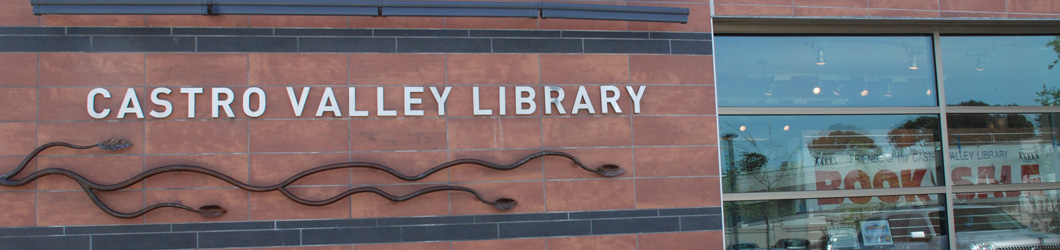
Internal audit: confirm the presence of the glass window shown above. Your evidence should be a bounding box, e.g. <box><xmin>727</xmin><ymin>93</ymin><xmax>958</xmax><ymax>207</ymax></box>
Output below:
<box><xmin>715</xmin><ymin>36</ymin><xmax>937</xmax><ymax>107</ymax></box>
<box><xmin>725</xmin><ymin>197</ymin><xmax>946</xmax><ymax>250</ymax></box>
<box><xmin>941</xmin><ymin>36</ymin><xmax>1060</xmax><ymax>106</ymax></box>
<box><xmin>721</xmin><ymin>115</ymin><xmax>943</xmax><ymax>194</ymax></box>
<box><xmin>952</xmin><ymin>190</ymin><xmax>1060</xmax><ymax>249</ymax></box>
<box><xmin>947</xmin><ymin>113</ymin><xmax>1060</xmax><ymax>185</ymax></box>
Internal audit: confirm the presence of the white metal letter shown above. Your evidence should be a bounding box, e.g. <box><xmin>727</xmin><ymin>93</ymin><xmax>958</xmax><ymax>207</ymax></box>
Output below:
<box><xmin>498</xmin><ymin>86</ymin><xmax>506</xmax><ymax>116</ymax></box>
<box><xmin>180</xmin><ymin>87</ymin><xmax>203</xmax><ymax>118</ymax></box>
<box><xmin>348</xmin><ymin>87</ymin><xmax>368</xmax><ymax>117</ymax></box>
<box><xmin>544</xmin><ymin>86</ymin><xmax>566</xmax><ymax>114</ymax></box>
<box><xmin>149</xmin><ymin>87</ymin><xmax>173</xmax><ymax>118</ymax></box>
<box><xmin>626</xmin><ymin>86</ymin><xmax>646</xmax><ymax>114</ymax></box>
<box><xmin>211</xmin><ymin>87</ymin><xmax>235</xmax><ymax>118</ymax></box>
<box><xmin>315</xmin><ymin>87</ymin><xmax>341</xmax><ymax>117</ymax></box>
<box><xmin>473</xmin><ymin>87</ymin><xmax>492</xmax><ymax>116</ymax></box>
<box><xmin>571</xmin><ymin>86</ymin><xmax>596</xmax><ymax>114</ymax></box>
<box><xmin>377</xmin><ymin>87</ymin><xmax>397</xmax><ymax>116</ymax></box>
<box><xmin>430</xmin><ymin>87</ymin><xmax>451</xmax><ymax>116</ymax></box>
<box><xmin>404</xmin><ymin>86</ymin><xmax>424</xmax><ymax>116</ymax></box>
<box><xmin>117</xmin><ymin>88</ymin><xmax>144</xmax><ymax>119</ymax></box>
<box><xmin>286</xmin><ymin>87</ymin><xmax>310</xmax><ymax>117</ymax></box>
<box><xmin>243</xmin><ymin>87</ymin><xmax>266</xmax><ymax>118</ymax></box>
<box><xmin>87</xmin><ymin>88</ymin><xmax>111</xmax><ymax>119</ymax></box>
<box><xmin>515</xmin><ymin>86</ymin><xmax>536</xmax><ymax>115</ymax></box>
<box><xmin>600</xmin><ymin>85</ymin><xmax>622</xmax><ymax>114</ymax></box>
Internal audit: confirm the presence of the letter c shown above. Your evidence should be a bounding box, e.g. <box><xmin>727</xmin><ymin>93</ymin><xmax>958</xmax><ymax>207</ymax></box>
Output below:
<box><xmin>87</xmin><ymin>88</ymin><xmax>111</xmax><ymax>119</ymax></box>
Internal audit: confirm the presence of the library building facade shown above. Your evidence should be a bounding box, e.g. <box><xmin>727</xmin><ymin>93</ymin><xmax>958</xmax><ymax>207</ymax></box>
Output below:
<box><xmin>0</xmin><ymin>0</ymin><xmax>1059</xmax><ymax>249</ymax></box>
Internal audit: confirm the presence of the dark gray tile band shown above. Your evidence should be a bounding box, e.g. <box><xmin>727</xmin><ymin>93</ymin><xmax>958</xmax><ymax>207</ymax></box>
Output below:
<box><xmin>276</xmin><ymin>218</ymin><xmax>376</xmax><ymax>229</ymax></box>
<box><xmin>0</xmin><ymin>235</ymin><xmax>90</xmax><ymax>250</ymax></box>
<box><xmin>402</xmin><ymin>224</ymin><xmax>498</xmax><ymax>241</ymax></box>
<box><xmin>473</xmin><ymin>212</ymin><xmax>568</xmax><ymax>223</ymax></box>
<box><xmin>0</xmin><ymin>26</ymin><xmax>711</xmax><ymax>55</ymax></box>
<box><xmin>492</xmin><ymin>38</ymin><xmax>582</xmax><ymax>53</ymax></box>
<box><xmin>659</xmin><ymin>207</ymin><xmax>722</xmax><ymax>216</ymax></box>
<box><xmin>298</xmin><ymin>37</ymin><xmax>396</xmax><ymax>52</ymax></box>
<box><xmin>302</xmin><ymin>227</ymin><xmax>403</xmax><ymax>245</ymax></box>
<box><xmin>591</xmin><ymin>217</ymin><xmax>682</xmax><ymax>234</ymax></box>
<box><xmin>0</xmin><ymin>226</ymin><xmax>64</xmax><ymax>237</ymax></box>
<box><xmin>198</xmin><ymin>230</ymin><xmax>301</xmax><ymax>248</ymax></box>
<box><xmin>67</xmin><ymin>27</ymin><xmax>171</xmax><ymax>36</ymax></box>
<box><xmin>671</xmin><ymin>40</ymin><xmax>713</xmax><ymax>55</ymax></box>
<box><xmin>569</xmin><ymin>209</ymin><xmax>657</xmax><ymax>219</ymax></box>
<box><xmin>171</xmin><ymin>221</ymin><xmax>274</xmax><ymax>232</ymax></box>
<box><xmin>0</xmin><ymin>27</ymin><xmax>66</xmax><ymax>35</ymax></box>
<box><xmin>92</xmin><ymin>233</ymin><xmax>198</xmax><ymax>250</ymax></box>
<box><xmin>680</xmin><ymin>215</ymin><xmax>724</xmax><ymax>231</ymax></box>
<box><xmin>91</xmin><ymin>36</ymin><xmax>196</xmax><ymax>52</ymax></box>
<box><xmin>275</xmin><ymin>28</ymin><xmax>373</xmax><ymax>37</ymax></box>
<box><xmin>197</xmin><ymin>36</ymin><xmax>298</xmax><ymax>52</ymax></box>
<box><xmin>377</xmin><ymin>215</ymin><xmax>474</xmax><ymax>226</ymax></box>
<box><xmin>470</xmin><ymin>30</ymin><xmax>561</xmax><ymax>38</ymax></box>
<box><xmin>0</xmin><ymin>36</ymin><xmax>91</xmax><ymax>52</ymax></box>
<box><xmin>173</xmin><ymin>27</ymin><xmax>274</xmax><ymax>36</ymax></box>
<box><xmin>397</xmin><ymin>37</ymin><xmax>492</xmax><ymax>52</ymax></box>
<box><xmin>584</xmin><ymin>39</ymin><xmax>671</xmax><ymax>54</ymax></box>
<box><xmin>562</xmin><ymin>30</ymin><xmax>649</xmax><ymax>39</ymax></box>
<box><xmin>65</xmin><ymin>224</ymin><xmax>170</xmax><ymax>235</ymax></box>
<box><xmin>499</xmin><ymin>220</ymin><xmax>591</xmax><ymax>238</ymax></box>
<box><xmin>0</xmin><ymin>207</ymin><xmax>721</xmax><ymax>249</ymax></box>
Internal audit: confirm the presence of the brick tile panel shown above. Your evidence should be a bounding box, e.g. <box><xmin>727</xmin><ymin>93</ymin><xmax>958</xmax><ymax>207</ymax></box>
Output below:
<box><xmin>41</xmin><ymin>15</ymin><xmax>145</xmax><ymax>27</ymax></box>
<box><xmin>0</xmin><ymin>0</ymin><xmax>37</xmax><ymax>26</ymax></box>
<box><xmin>249</xmin><ymin>54</ymin><xmax>348</xmax><ymax>86</ymax></box>
<box><xmin>638</xmin><ymin>231</ymin><xmax>724</xmax><ymax>250</ymax></box>
<box><xmin>249</xmin><ymin>16</ymin><xmax>348</xmax><ymax>28</ymax></box>
<box><xmin>146</xmin><ymin>15</ymin><xmax>249</xmax><ymax>27</ymax></box>
<box><xmin>146</xmin><ymin>53</ymin><xmax>249</xmax><ymax>86</ymax></box>
<box><xmin>0</xmin><ymin>88</ymin><xmax>37</xmax><ymax>122</ymax></box>
<box><xmin>350</xmin><ymin>54</ymin><xmax>446</xmax><ymax>86</ymax></box>
<box><xmin>40</xmin><ymin>53</ymin><xmax>145</xmax><ymax>87</ymax></box>
<box><xmin>546</xmin><ymin>234</ymin><xmax>638</xmax><ymax>250</ymax></box>
<box><xmin>635</xmin><ymin>177</ymin><xmax>720</xmax><ymax>208</ymax></box>
<box><xmin>0</xmin><ymin>53</ymin><xmax>38</xmax><ymax>86</ymax></box>
<box><xmin>544</xmin><ymin>179</ymin><xmax>636</xmax><ymax>211</ymax></box>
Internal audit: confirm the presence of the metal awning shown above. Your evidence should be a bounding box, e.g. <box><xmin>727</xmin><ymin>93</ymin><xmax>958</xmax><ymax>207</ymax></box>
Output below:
<box><xmin>31</xmin><ymin>0</ymin><xmax>689</xmax><ymax>23</ymax></box>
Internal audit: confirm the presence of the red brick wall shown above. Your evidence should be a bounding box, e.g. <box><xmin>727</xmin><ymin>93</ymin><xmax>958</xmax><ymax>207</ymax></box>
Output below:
<box><xmin>0</xmin><ymin>52</ymin><xmax>718</xmax><ymax>227</ymax></box>
<box><xmin>715</xmin><ymin>0</ymin><xmax>1060</xmax><ymax>18</ymax></box>
<box><xmin>171</xmin><ymin>231</ymin><xmax>722</xmax><ymax>250</ymax></box>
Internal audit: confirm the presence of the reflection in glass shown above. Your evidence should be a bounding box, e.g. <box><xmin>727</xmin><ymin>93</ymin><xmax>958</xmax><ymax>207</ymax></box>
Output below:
<box><xmin>724</xmin><ymin>197</ymin><xmax>946</xmax><ymax>250</ymax></box>
<box><xmin>953</xmin><ymin>191</ymin><xmax>1060</xmax><ymax>249</ymax></box>
<box><xmin>715</xmin><ymin>36</ymin><xmax>937</xmax><ymax>107</ymax></box>
<box><xmin>947</xmin><ymin>113</ymin><xmax>1060</xmax><ymax>186</ymax></box>
<box><xmin>941</xmin><ymin>36</ymin><xmax>1060</xmax><ymax>106</ymax></box>
<box><xmin>721</xmin><ymin>115</ymin><xmax>943</xmax><ymax>194</ymax></box>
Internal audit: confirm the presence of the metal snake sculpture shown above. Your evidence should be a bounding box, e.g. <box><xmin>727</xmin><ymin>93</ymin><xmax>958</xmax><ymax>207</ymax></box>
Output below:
<box><xmin>0</xmin><ymin>139</ymin><xmax>626</xmax><ymax>218</ymax></box>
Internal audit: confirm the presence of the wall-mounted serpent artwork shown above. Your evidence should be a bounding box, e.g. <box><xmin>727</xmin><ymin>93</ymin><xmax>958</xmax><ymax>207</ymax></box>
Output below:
<box><xmin>0</xmin><ymin>139</ymin><xmax>626</xmax><ymax>218</ymax></box>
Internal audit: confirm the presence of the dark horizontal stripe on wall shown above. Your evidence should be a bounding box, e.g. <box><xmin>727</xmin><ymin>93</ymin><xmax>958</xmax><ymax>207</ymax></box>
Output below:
<box><xmin>492</xmin><ymin>38</ymin><xmax>583</xmax><ymax>53</ymax></box>
<box><xmin>0</xmin><ymin>207</ymin><xmax>721</xmax><ymax>250</ymax></box>
<box><xmin>0</xmin><ymin>27</ymin><xmax>65</xmax><ymax>35</ymax></box>
<box><xmin>0</xmin><ymin>26</ymin><xmax>711</xmax><ymax>55</ymax></box>
<box><xmin>0</xmin><ymin>236</ymin><xmax>90</xmax><ymax>250</ymax></box>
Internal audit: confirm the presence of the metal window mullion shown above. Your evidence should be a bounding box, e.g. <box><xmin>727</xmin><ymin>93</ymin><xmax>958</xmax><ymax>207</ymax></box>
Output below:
<box><xmin>722</xmin><ymin>187</ymin><xmax>947</xmax><ymax>202</ymax></box>
<box><xmin>933</xmin><ymin>31</ymin><xmax>959</xmax><ymax>250</ymax></box>
<box><xmin>952</xmin><ymin>182</ymin><xmax>1060</xmax><ymax>193</ymax></box>
<box><xmin>717</xmin><ymin>106</ymin><xmax>940</xmax><ymax>115</ymax></box>
<box><xmin>946</xmin><ymin>106</ymin><xmax>1060</xmax><ymax>114</ymax></box>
